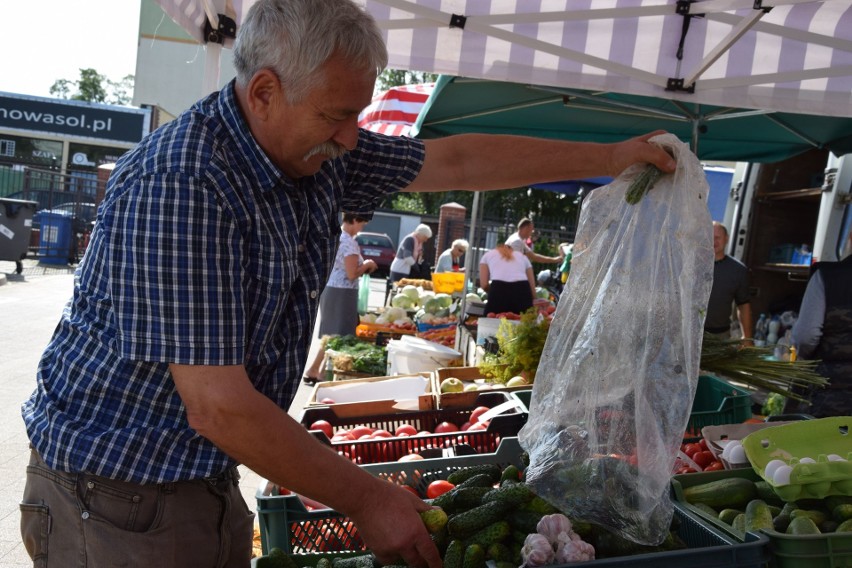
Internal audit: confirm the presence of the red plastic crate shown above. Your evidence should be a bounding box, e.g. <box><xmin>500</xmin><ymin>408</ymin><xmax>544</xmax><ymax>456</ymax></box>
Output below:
<box><xmin>300</xmin><ymin>391</ymin><xmax>525</xmax><ymax>464</ymax></box>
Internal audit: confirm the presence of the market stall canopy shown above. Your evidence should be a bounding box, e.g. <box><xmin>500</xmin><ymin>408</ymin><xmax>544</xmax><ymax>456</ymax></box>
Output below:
<box><xmin>358</xmin><ymin>83</ymin><xmax>434</xmax><ymax>136</ymax></box>
<box><xmin>412</xmin><ymin>76</ymin><xmax>852</xmax><ymax>162</ymax></box>
<box><xmin>154</xmin><ymin>0</ymin><xmax>852</xmax><ymax>120</ymax></box>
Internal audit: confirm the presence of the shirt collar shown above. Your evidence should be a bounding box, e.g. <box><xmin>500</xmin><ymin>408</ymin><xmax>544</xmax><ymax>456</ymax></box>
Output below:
<box><xmin>216</xmin><ymin>80</ymin><xmax>295</xmax><ymax>193</ymax></box>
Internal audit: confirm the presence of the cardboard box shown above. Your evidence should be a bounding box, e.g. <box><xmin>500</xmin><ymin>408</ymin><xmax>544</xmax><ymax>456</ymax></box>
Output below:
<box><xmin>306</xmin><ymin>373</ymin><xmax>434</xmax><ymax>417</ymax></box>
<box><xmin>432</xmin><ymin>366</ymin><xmax>531</xmax><ymax>409</ymax></box>
<box><xmin>701</xmin><ymin>421</ymin><xmax>796</xmax><ymax>469</ymax></box>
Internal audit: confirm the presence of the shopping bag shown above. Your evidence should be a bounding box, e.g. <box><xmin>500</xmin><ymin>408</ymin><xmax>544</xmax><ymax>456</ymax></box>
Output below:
<box><xmin>357</xmin><ymin>273</ymin><xmax>371</xmax><ymax>315</ymax></box>
<box><xmin>518</xmin><ymin>134</ymin><xmax>714</xmax><ymax>545</ymax></box>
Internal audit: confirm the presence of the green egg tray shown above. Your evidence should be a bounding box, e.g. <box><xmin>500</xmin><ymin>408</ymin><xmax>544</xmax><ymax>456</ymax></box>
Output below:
<box><xmin>741</xmin><ymin>416</ymin><xmax>852</xmax><ymax>501</ymax></box>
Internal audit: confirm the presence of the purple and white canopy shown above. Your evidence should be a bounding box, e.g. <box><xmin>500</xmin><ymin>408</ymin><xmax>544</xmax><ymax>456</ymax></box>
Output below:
<box><xmin>156</xmin><ymin>0</ymin><xmax>852</xmax><ymax>118</ymax></box>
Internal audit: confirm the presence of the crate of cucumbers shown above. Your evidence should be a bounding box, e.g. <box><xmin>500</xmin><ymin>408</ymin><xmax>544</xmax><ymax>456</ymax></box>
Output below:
<box><xmin>672</xmin><ymin>467</ymin><xmax>852</xmax><ymax>568</ymax></box>
<box><xmin>257</xmin><ymin>437</ymin><xmax>769</xmax><ymax>566</ymax></box>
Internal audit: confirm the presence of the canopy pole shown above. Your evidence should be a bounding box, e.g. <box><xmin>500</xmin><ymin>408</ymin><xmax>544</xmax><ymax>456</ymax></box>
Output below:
<box><xmin>691</xmin><ymin>120</ymin><xmax>700</xmax><ymax>154</ymax></box>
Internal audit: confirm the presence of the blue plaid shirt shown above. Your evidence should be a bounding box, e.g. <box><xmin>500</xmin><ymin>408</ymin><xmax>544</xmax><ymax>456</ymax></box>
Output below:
<box><xmin>22</xmin><ymin>82</ymin><xmax>425</xmax><ymax>484</ymax></box>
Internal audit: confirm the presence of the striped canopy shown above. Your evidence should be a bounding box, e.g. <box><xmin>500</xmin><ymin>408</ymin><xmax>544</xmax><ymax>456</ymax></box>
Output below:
<box><xmin>358</xmin><ymin>83</ymin><xmax>434</xmax><ymax>136</ymax></box>
<box><xmin>156</xmin><ymin>0</ymin><xmax>852</xmax><ymax>119</ymax></box>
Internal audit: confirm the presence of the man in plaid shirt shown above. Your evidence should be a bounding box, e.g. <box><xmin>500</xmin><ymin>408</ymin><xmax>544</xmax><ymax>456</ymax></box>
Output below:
<box><xmin>20</xmin><ymin>0</ymin><xmax>675</xmax><ymax>566</ymax></box>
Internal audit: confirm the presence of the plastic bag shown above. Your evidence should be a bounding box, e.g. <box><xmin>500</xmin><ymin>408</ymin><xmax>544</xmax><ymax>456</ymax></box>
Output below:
<box><xmin>357</xmin><ymin>273</ymin><xmax>371</xmax><ymax>315</ymax></box>
<box><xmin>517</xmin><ymin>134</ymin><xmax>714</xmax><ymax>545</ymax></box>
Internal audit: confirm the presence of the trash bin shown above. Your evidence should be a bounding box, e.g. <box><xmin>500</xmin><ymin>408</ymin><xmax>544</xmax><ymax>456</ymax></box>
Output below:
<box><xmin>35</xmin><ymin>210</ymin><xmax>74</xmax><ymax>265</ymax></box>
<box><xmin>0</xmin><ymin>197</ymin><xmax>38</xmax><ymax>262</ymax></box>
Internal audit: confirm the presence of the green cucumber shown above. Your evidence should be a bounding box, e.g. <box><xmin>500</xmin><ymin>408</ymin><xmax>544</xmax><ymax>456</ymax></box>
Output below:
<box><xmin>787</xmin><ymin>516</ymin><xmax>821</xmax><ymax>535</ymax></box>
<box><xmin>682</xmin><ymin>478</ymin><xmax>756</xmax><ymax>509</ymax></box>
<box><xmin>745</xmin><ymin>500</ymin><xmax>774</xmax><ymax>532</ymax></box>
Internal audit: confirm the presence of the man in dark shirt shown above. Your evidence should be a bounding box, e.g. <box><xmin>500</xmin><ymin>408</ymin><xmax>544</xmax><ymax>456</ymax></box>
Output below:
<box><xmin>705</xmin><ymin>222</ymin><xmax>753</xmax><ymax>340</ymax></box>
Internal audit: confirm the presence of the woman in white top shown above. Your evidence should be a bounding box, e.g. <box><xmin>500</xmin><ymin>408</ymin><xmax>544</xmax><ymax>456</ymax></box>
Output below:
<box><xmin>479</xmin><ymin>243</ymin><xmax>536</xmax><ymax>315</ymax></box>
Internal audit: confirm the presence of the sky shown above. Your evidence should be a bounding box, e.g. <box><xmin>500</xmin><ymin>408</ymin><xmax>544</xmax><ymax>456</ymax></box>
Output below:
<box><xmin>1</xmin><ymin>1</ymin><xmax>142</xmax><ymax>99</ymax></box>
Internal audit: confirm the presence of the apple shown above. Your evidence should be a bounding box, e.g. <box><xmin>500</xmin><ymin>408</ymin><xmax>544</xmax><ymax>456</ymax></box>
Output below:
<box><xmin>464</xmin><ymin>383</ymin><xmax>479</xmax><ymax>392</ymax></box>
<box><xmin>440</xmin><ymin>377</ymin><xmax>464</xmax><ymax>393</ymax></box>
<box><xmin>506</xmin><ymin>376</ymin><xmax>529</xmax><ymax>387</ymax></box>
<box><xmin>309</xmin><ymin>419</ymin><xmax>334</xmax><ymax>438</ymax></box>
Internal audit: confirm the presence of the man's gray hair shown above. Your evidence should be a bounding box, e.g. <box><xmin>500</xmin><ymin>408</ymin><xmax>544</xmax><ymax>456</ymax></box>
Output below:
<box><xmin>233</xmin><ymin>0</ymin><xmax>388</xmax><ymax>103</ymax></box>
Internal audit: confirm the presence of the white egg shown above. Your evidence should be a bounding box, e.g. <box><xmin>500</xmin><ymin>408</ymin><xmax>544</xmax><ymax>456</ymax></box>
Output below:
<box><xmin>773</xmin><ymin>464</ymin><xmax>794</xmax><ymax>486</ymax></box>
<box><xmin>827</xmin><ymin>454</ymin><xmax>847</xmax><ymax>462</ymax></box>
<box><xmin>764</xmin><ymin>459</ymin><xmax>787</xmax><ymax>479</ymax></box>
<box><xmin>798</xmin><ymin>457</ymin><xmax>816</xmax><ymax>464</ymax></box>
<box><xmin>721</xmin><ymin>440</ymin><xmax>741</xmax><ymax>460</ymax></box>
<box><xmin>728</xmin><ymin>444</ymin><xmax>748</xmax><ymax>464</ymax></box>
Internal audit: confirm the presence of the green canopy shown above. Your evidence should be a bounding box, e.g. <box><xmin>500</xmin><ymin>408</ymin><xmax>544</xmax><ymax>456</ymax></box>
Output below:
<box><xmin>413</xmin><ymin>76</ymin><xmax>852</xmax><ymax>162</ymax></box>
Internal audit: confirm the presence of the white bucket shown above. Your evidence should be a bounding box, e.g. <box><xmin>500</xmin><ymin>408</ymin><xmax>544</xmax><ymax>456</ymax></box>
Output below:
<box><xmin>387</xmin><ymin>336</ymin><xmax>461</xmax><ymax>375</ymax></box>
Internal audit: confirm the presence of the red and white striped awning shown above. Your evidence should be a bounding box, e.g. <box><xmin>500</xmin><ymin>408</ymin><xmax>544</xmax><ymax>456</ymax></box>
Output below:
<box><xmin>358</xmin><ymin>83</ymin><xmax>434</xmax><ymax>136</ymax></box>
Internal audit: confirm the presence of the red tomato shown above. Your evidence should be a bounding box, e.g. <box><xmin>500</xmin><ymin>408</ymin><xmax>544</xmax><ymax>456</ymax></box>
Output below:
<box><xmin>703</xmin><ymin>461</ymin><xmax>725</xmax><ymax>471</ymax></box>
<box><xmin>469</xmin><ymin>406</ymin><xmax>491</xmax><ymax>423</ymax></box>
<box><xmin>468</xmin><ymin>422</ymin><xmax>488</xmax><ymax>431</ymax></box>
<box><xmin>698</xmin><ymin>438</ymin><xmax>709</xmax><ymax>451</ymax></box>
<box><xmin>682</xmin><ymin>443</ymin><xmax>702</xmax><ymax>458</ymax></box>
<box><xmin>400</xmin><ymin>485</ymin><xmax>420</xmax><ymax>497</ymax></box>
<box><xmin>459</xmin><ymin>421</ymin><xmax>472</xmax><ymax>431</ymax></box>
<box><xmin>320</xmin><ymin>398</ymin><xmax>336</xmax><ymax>404</ymax></box>
<box><xmin>676</xmin><ymin>466</ymin><xmax>697</xmax><ymax>474</ymax></box>
<box><xmin>434</xmin><ymin>421</ymin><xmax>459</xmax><ymax>433</ymax></box>
<box><xmin>349</xmin><ymin>426</ymin><xmax>374</xmax><ymax>439</ymax></box>
<box><xmin>309</xmin><ymin>420</ymin><xmax>334</xmax><ymax>438</ymax></box>
<box><xmin>395</xmin><ymin>424</ymin><xmax>418</xmax><ymax>437</ymax></box>
<box><xmin>692</xmin><ymin>451</ymin><xmax>715</xmax><ymax>468</ymax></box>
<box><xmin>370</xmin><ymin>429</ymin><xmax>393</xmax><ymax>438</ymax></box>
<box><xmin>426</xmin><ymin>480</ymin><xmax>455</xmax><ymax>499</ymax></box>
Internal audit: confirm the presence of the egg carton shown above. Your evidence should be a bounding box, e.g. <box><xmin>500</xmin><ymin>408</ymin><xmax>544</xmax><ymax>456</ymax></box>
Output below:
<box><xmin>701</xmin><ymin>421</ymin><xmax>798</xmax><ymax>470</ymax></box>
<box><xmin>741</xmin><ymin>416</ymin><xmax>852</xmax><ymax>501</ymax></box>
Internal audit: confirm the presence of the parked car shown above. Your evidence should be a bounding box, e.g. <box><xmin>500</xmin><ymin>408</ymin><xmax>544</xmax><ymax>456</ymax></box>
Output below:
<box><xmin>355</xmin><ymin>231</ymin><xmax>395</xmax><ymax>277</ymax></box>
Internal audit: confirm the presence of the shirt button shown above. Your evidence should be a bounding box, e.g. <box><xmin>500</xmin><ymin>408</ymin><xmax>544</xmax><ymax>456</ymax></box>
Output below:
<box><xmin>87</xmin><ymin>481</ymin><xmax>95</xmax><ymax>489</ymax></box>
<box><xmin>298</xmin><ymin>244</ymin><xmax>305</xmax><ymax>252</ymax></box>
<box><xmin>81</xmin><ymin>511</ymin><xmax>90</xmax><ymax>520</ymax></box>
<box><xmin>310</xmin><ymin>290</ymin><xmax>318</xmax><ymax>299</ymax></box>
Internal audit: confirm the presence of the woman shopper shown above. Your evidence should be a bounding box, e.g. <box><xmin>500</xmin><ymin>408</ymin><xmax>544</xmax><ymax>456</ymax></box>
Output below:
<box><xmin>389</xmin><ymin>223</ymin><xmax>432</xmax><ymax>282</ymax></box>
<box><xmin>435</xmin><ymin>239</ymin><xmax>469</xmax><ymax>272</ymax></box>
<box><xmin>304</xmin><ymin>213</ymin><xmax>377</xmax><ymax>384</ymax></box>
<box><xmin>479</xmin><ymin>243</ymin><xmax>536</xmax><ymax>315</ymax></box>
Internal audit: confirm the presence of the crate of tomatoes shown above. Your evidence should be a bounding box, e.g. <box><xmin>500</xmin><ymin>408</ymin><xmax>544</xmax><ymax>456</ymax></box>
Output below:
<box><xmin>299</xmin><ymin>391</ymin><xmax>526</xmax><ymax>465</ymax></box>
<box><xmin>674</xmin><ymin>436</ymin><xmax>726</xmax><ymax>475</ymax></box>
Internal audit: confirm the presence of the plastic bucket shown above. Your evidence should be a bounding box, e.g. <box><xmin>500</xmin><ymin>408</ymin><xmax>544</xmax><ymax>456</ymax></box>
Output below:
<box><xmin>387</xmin><ymin>336</ymin><xmax>461</xmax><ymax>375</ymax></box>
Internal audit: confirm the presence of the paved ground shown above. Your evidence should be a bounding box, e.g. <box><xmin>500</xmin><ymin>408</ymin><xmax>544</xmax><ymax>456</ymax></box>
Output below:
<box><xmin>0</xmin><ymin>259</ymin><xmax>390</xmax><ymax>566</ymax></box>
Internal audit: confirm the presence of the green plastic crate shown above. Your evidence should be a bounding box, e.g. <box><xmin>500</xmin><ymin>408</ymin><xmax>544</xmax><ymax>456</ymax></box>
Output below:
<box><xmin>511</xmin><ymin>375</ymin><xmax>751</xmax><ymax>435</ymax></box>
<box><xmin>252</xmin><ymin>502</ymin><xmax>769</xmax><ymax>567</ymax></box>
<box><xmin>255</xmin><ymin>437</ymin><xmax>526</xmax><ymax>555</ymax></box>
<box><xmin>687</xmin><ymin>374</ymin><xmax>753</xmax><ymax>434</ymax></box>
<box><xmin>672</xmin><ymin>468</ymin><xmax>852</xmax><ymax>568</ymax></box>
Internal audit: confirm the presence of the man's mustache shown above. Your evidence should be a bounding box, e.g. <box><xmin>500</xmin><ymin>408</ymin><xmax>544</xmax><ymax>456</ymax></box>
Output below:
<box><xmin>303</xmin><ymin>141</ymin><xmax>347</xmax><ymax>161</ymax></box>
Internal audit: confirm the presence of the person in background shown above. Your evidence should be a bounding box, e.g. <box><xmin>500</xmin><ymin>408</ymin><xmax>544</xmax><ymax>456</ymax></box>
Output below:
<box><xmin>505</xmin><ymin>218</ymin><xmax>564</xmax><ymax>265</ymax></box>
<box><xmin>705</xmin><ymin>221</ymin><xmax>753</xmax><ymax>341</ymax></box>
<box><xmin>479</xmin><ymin>243</ymin><xmax>536</xmax><ymax>315</ymax></box>
<box><xmin>389</xmin><ymin>223</ymin><xmax>432</xmax><ymax>282</ymax></box>
<box><xmin>303</xmin><ymin>213</ymin><xmax>376</xmax><ymax>384</ymax></box>
<box><xmin>19</xmin><ymin>0</ymin><xmax>676</xmax><ymax>565</ymax></box>
<box><xmin>787</xmin><ymin>229</ymin><xmax>852</xmax><ymax>417</ymax></box>
<box><xmin>435</xmin><ymin>238</ymin><xmax>469</xmax><ymax>273</ymax></box>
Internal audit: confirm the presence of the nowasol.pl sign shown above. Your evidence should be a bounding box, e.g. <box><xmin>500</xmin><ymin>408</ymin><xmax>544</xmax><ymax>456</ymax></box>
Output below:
<box><xmin>0</xmin><ymin>92</ymin><xmax>149</xmax><ymax>144</ymax></box>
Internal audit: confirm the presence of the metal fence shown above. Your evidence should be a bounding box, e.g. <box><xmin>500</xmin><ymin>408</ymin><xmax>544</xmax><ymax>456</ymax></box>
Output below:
<box><xmin>0</xmin><ymin>163</ymin><xmax>100</xmax><ymax>263</ymax></box>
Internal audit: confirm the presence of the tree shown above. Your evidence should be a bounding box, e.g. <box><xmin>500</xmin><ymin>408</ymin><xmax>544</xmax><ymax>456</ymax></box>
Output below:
<box><xmin>375</xmin><ymin>69</ymin><xmax>437</xmax><ymax>92</ymax></box>
<box><xmin>50</xmin><ymin>68</ymin><xmax>134</xmax><ymax>106</ymax></box>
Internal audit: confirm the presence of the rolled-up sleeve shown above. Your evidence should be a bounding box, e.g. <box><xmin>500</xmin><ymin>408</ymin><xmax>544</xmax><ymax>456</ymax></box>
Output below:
<box><xmin>792</xmin><ymin>271</ymin><xmax>825</xmax><ymax>359</ymax></box>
